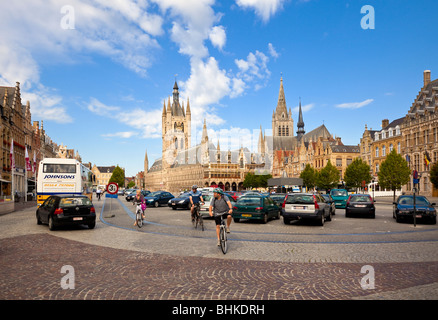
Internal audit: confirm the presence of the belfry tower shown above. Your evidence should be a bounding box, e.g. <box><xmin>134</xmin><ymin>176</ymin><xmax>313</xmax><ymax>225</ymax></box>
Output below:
<box><xmin>272</xmin><ymin>77</ymin><xmax>294</xmax><ymax>137</ymax></box>
<box><xmin>162</xmin><ymin>81</ymin><xmax>191</xmax><ymax>168</ymax></box>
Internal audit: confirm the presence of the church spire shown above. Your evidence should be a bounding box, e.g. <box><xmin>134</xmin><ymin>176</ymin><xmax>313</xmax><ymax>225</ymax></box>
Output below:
<box><xmin>296</xmin><ymin>98</ymin><xmax>305</xmax><ymax>139</ymax></box>
<box><xmin>276</xmin><ymin>76</ymin><xmax>287</xmax><ymax>115</ymax></box>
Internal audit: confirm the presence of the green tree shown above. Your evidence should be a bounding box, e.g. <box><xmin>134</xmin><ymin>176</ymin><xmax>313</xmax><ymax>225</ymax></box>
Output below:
<box><xmin>300</xmin><ymin>163</ymin><xmax>319</xmax><ymax>191</ymax></box>
<box><xmin>344</xmin><ymin>158</ymin><xmax>372</xmax><ymax>191</ymax></box>
<box><xmin>127</xmin><ymin>180</ymin><xmax>135</xmax><ymax>189</ymax></box>
<box><xmin>430</xmin><ymin>162</ymin><xmax>438</xmax><ymax>190</ymax></box>
<box><xmin>254</xmin><ymin>174</ymin><xmax>272</xmax><ymax>188</ymax></box>
<box><xmin>316</xmin><ymin>160</ymin><xmax>340</xmax><ymax>191</ymax></box>
<box><xmin>243</xmin><ymin>172</ymin><xmax>255</xmax><ymax>189</ymax></box>
<box><xmin>377</xmin><ymin>149</ymin><xmax>410</xmax><ymax>201</ymax></box>
<box><xmin>108</xmin><ymin>165</ymin><xmax>125</xmax><ymax>188</ymax></box>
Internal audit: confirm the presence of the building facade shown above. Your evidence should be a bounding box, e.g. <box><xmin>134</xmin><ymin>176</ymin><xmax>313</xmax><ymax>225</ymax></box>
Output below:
<box><xmin>144</xmin><ymin>81</ymin><xmax>268</xmax><ymax>194</ymax></box>
<box><xmin>0</xmin><ymin>81</ymin><xmax>81</xmax><ymax>201</ymax></box>
<box><xmin>401</xmin><ymin>70</ymin><xmax>438</xmax><ymax>196</ymax></box>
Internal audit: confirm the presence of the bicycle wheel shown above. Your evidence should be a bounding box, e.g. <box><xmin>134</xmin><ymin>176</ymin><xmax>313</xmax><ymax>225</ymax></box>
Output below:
<box><xmin>219</xmin><ymin>225</ymin><xmax>227</xmax><ymax>254</ymax></box>
<box><xmin>137</xmin><ymin>211</ymin><xmax>143</xmax><ymax>228</ymax></box>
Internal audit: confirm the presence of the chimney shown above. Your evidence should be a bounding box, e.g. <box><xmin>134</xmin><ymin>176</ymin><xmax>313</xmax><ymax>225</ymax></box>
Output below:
<box><xmin>382</xmin><ymin>119</ymin><xmax>389</xmax><ymax>129</ymax></box>
<box><xmin>424</xmin><ymin>70</ymin><xmax>431</xmax><ymax>87</ymax></box>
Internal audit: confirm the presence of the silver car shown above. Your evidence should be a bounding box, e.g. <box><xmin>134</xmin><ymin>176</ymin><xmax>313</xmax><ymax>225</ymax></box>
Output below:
<box><xmin>281</xmin><ymin>193</ymin><xmax>332</xmax><ymax>226</ymax></box>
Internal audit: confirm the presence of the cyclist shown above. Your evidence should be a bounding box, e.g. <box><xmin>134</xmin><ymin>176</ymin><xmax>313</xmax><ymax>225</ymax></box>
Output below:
<box><xmin>209</xmin><ymin>188</ymin><xmax>233</xmax><ymax>246</ymax></box>
<box><xmin>132</xmin><ymin>189</ymin><xmax>146</xmax><ymax>226</ymax></box>
<box><xmin>189</xmin><ymin>185</ymin><xmax>204</xmax><ymax>223</ymax></box>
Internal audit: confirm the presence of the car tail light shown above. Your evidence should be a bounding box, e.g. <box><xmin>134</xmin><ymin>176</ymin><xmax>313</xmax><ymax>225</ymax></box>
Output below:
<box><xmin>233</xmin><ymin>206</ymin><xmax>238</xmax><ymax>210</ymax></box>
<box><xmin>90</xmin><ymin>207</ymin><xmax>96</xmax><ymax>214</ymax></box>
<box><xmin>255</xmin><ymin>207</ymin><xmax>263</xmax><ymax>211</ymax></box>
<box><xmin>346</xmin><ymin>195</ymin><xmax>352</xmax><ymax>207</ymax></box>
<box><xmin>54</xmin><ymin>208</ymin><xmax>63</xmax><ymax>215</ymax></box>
<box><xmin>313</xmin><ymin>195</ymin><xmax>319</xmax><ymax>209</ymax></box>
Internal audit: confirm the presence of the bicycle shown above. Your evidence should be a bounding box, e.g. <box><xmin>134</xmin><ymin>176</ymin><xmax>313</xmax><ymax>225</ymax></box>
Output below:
<box><xmin>217</xmin><ymin>212</ymin><xmax>228</xmax><ymax>254</ymax></box>
<box><xmin>135</xmin><ymin>204</ymin><xmax>144</xmax><ymax>228</ymax></box>
<box><xmin>193</xmin><ymin>202</ymin><xmax>204</xmax><ymax>231</ymax></box>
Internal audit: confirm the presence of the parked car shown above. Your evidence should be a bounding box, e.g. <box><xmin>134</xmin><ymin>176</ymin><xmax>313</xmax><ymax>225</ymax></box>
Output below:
<box><xmin>232</xmin><ymin>194</ymin><xmax>280</xmax><ymax>223</ymax></box>
<box><xmin>281</xmin><ymin>193</ymin><xmax>331</xmax><ymax>226</ymax></box>
<box><xmin>345</xmin><ymin>194</ymin><xmax>375</xmax><ymax>218</ymax></box>
<box><xmin>36</xmin><ymin>195</ymin><xmax>96</xmax><ymax>230</ymax></box>
<box><xmin>393</xmin><ymin>195</ymin><xmax>436</xmax><ymax>224</ymax></box>
<box><xmin>321</xmin><ymin>194</ymin><xmax>336</xmax><ymax>215</ymax></box>
<box><xmin>269</xmin><ymin>193</ymin><xmax>286</xmax><ymax>206</ymax></box>
<box><xmin>145</xmin><ymin>191</ymin><xmax>175</xmax><ymax>207</ymax></box>
<box><xmin>225</xmin><ymin>191</ymin><xmax>242</xmax><ymax>201</ymax></box>
<box><xmin>126</xmin><ymin>190</ymin><xmax>150</xmax><ymax>201</ymax></box>
<box><xmin>200</xmin><ymin>193</ymin><xmax>236</xmax><ymax>218</ymax></box>
<box><xmin>330</xmin><ymin>189</ymin><xmax>349</xmax><ymax>208</ymax></box>
<box><xmin>168</xmin><ymin>192</ymin><xmax>191</xmax><ymax>210</ymax></box>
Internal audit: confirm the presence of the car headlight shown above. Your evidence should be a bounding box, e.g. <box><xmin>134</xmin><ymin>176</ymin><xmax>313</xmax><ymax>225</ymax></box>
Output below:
<box><xmin>178</xmin><ymin>200</ymin><xmax>186</xmax><ymax>204</ymax></box>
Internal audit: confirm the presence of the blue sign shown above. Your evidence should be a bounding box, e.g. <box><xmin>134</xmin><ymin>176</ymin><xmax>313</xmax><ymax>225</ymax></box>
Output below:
<box><xmin>413</xmin><ymin>178</ymin><xmax>419</xmax><ymax>184</ymax></box>
<box><xmin>105</xmin><ymin>193</ymin><xmax>118</xmax><ymax>198</ymax></box>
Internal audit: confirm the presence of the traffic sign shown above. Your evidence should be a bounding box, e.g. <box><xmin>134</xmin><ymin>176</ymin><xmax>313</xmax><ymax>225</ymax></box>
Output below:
<box><xmin>107</xmin><ymin>182</ymin><xmax>118</xmax><ymax>195</ymax></box>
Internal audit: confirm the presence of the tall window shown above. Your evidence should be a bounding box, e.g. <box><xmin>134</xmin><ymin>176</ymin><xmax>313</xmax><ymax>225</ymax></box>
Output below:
<box><xmin>382</xmin><ymin>145</ymin><xmax>386</xmax><ymax>157</ymax></box>
<box><xmin>375</xmin><ymin>147</ymin><xmax>379</xmax><ymax>157</ymax></box>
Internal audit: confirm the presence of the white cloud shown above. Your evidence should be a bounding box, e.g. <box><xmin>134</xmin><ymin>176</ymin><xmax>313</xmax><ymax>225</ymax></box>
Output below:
<box><xmin>335</xmin><ymin>99</ymin><xmax>374</xmax><ymax>109</ymax></box>
<box><xmin>235</xmin><ymin>50</ymin><xmax>270</xmax><ymax>83</ymax></box>
<box><xmin>268</xmin><ymin>43</ymin><xmax>279</xmax><ymax>58</ymax></box>
<box><xmin>0</xmin><ymin>0</ymin><xmax>163</xmax><ymax>124</ymax></box>
<box><xmin>209</xmin><ymin>26</ymin><xmax>226</xmax><ymax>50</ymax></box>
<box><xmin>101</xmin><ymin>132</ymin><xmax>138</xmax><ymax>139</ymax></box>
<box><xmin>235</xmin><ymin>0</ymin><xmax>286</xmax><ymax>22</ymax></box>
<box><xmin>88</xmin><ymin>98</ymin><xmax>162</xmax><ymax>139</ymax></box>
<box><xmin>292</xmin><ymin>103</ymin><xmax>315</xmax><ymax>113</ymax></box>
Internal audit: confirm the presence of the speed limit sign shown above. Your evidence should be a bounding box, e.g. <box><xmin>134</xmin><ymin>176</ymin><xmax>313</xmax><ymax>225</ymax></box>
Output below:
<box><xmin>107</xmin><ymin>182</ymin><xmax>118</xmax><ymax>195</ymax></box>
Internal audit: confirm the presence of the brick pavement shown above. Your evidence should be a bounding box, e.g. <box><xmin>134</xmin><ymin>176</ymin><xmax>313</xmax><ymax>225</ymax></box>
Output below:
<box><xmin>1</xmin><ymin>196</ymin><xmax>438</xmax><ymax>301</ymax></box>
<box><xmin>1</xmin><ymin>233</ymin><xmax>438</xmax><ymax>300</ymax></box>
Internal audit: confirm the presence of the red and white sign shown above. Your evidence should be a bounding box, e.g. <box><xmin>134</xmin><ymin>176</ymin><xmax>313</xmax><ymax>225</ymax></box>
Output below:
<box><xmin>106</xmin><ymin>182</ymin><xmax>118</xmax><ymax>195</ymax></box>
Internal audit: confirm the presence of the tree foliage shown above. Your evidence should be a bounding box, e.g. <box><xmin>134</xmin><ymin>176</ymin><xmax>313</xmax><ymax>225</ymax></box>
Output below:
<box><xmin>109</xmin><ymin>165</ymin><xmax>125</xmax><ymax>188</ymax></box>
<box><xmin>316</xmin><ymin>160</ymin><xmax>340</xmax><ymax>190</ymax></box>
<box><xmin>377</xmin><ymin>150</ymin><xmax>410</xmax><ymax>200</ymax></box>
<box><xmin>243</xmin><ymin>172</ymin><xmax>272</xmax><ymax>189</ymax></box>
<box><xmin>300</xmin><ymin>164</ymin><xmax>319</xmax><ymax>190</ymax></box>
<box><xmin>430</xmin><ymin>162</ymin><xmax>438</xmax><ymax>190</ymax></box>
<box><xmin>344</xmin><ymin>157</ymin><xmax>372</xmax><ymax>189</ymax></box>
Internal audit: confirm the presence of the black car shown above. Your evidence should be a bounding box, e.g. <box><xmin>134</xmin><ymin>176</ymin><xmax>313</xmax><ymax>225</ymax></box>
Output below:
<box><xmin>345</xmin><ymin>194</ymin><xmax>375</xmax><ymax>218</ymax></box>
<box><xmin>145</xmin><ymin>191</ymin><xmax>175</xmax><ymax>207</ymax></box>
<box><xmin>168</xmin><ymin>192</ymin><xmax>191</xmax><ymax>210</ymax></box>
<box><xmin>36</xmin><ymin>195</ymin><xmax>96</xmax><ymax>230</ymax></box>
<box><xmin>126</xmin><ymin>190</ymin><xmax>150</xmax><ymax>201</ymax></box>
<box><xmin>393</xmin><ymin>195</ymin><xmax>436</xmax><ymax>224</ymax></box>
<box><xmin>321</xmin><ymin>194</ymin><xmax>336</xmax><ymax>215</ymax></box>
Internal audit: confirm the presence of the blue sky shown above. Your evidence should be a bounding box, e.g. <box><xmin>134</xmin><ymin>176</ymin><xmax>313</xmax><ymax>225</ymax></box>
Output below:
<box><xmin>1</xmin><ymin>0</ymin><xmax>437</xmax><ymax>176</ymax></box>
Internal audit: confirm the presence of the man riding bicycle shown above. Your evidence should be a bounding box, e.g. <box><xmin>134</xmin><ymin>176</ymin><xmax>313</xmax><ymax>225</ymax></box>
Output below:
<box><xmin>209</xmin><ymin>188</ymin><xmax>233</xmax><ymax>246</ymax></box>
<box><xmin>189</xmin><ymin>185</ymin><xmax>204</xmax><ymax>223</ymax></box>
<box><xmin>132</xmin><ymin>189</ymin><xmax>146</xmax><ymax>226</ymax></box>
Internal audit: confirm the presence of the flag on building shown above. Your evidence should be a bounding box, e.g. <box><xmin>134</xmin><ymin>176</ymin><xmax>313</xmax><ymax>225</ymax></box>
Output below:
<box><xmin>33</xmin><ymin>151</ymin><xmax>36</xmax><ymax>173</ymax></box>
<box><xmin>25</xmin><ymin>147</ymin><xmax>31</xmax><ymax>171</ymax></box>
<box><xmin>424</xmin><ymin>151</ymin><xmax>431</xmax><ymax>167</ymax></box>
<box><xmin>10</xmin><ymin>139</ymin><xmax>15</xmax><ymax>170</ymax></box>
